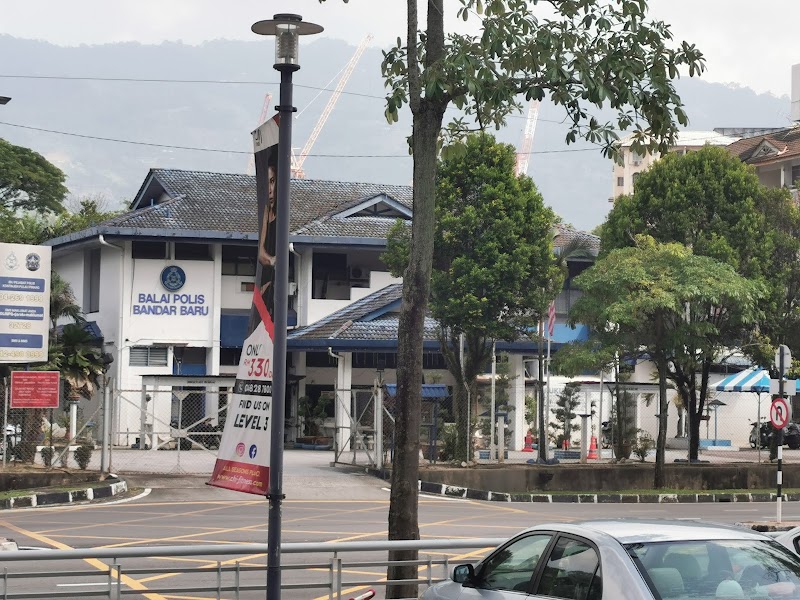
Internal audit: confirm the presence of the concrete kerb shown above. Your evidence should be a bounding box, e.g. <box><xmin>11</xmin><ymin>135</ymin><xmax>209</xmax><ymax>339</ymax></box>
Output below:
<box><xmin>406</xmin><ymin>475</ymin><xmax>783</xmax><ymax>504</ymax></box>
<box><xmin>0</xmin><ymin>475</ymin><xmax>127</xmax><ymax>510</ymax></box>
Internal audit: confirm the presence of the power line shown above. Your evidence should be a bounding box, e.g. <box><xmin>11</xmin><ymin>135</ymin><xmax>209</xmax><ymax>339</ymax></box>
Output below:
<box><xmin>0</xmin><ymin>119</ymin><xmax>603</xmax><ymax>157</ymax></box>
<box><xmin>0</xmin><ymin>72</ymin><xmax>566</xmax><ymax>124</ymax></box>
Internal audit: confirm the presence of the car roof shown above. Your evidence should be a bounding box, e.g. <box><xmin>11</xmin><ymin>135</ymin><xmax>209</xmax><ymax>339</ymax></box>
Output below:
<box><xmin>529</xmin><ymin>520</ymin><xmax>772</xmax><ymax>545</ymax></box>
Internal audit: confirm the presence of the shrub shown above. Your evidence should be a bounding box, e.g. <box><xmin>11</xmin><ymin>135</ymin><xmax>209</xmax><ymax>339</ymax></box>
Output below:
<box><xmin>55</xmin><ymin>447</ymin><xmax>69</xmax><ymax>468</ymax></box>
<box><xmin>75</xmin><ymin>445</ymin><xmax>93</xmax><ymax>470</ymax></box>
<box><xmin>633</xmin><ymin>431</ymin><xmax>655</xmax><ymax>463</ymax></box>
<box><xmin>40</xmin><ymin>446</ymin><xmax>54</xmax><ymax>467</ymax></box>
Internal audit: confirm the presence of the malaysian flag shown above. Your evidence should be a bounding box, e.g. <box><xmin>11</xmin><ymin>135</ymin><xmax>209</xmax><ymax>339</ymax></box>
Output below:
<box><xmin>547</xmin><ymin>301</ymin><xmax>556</xmax><ymax>338</ymax></box>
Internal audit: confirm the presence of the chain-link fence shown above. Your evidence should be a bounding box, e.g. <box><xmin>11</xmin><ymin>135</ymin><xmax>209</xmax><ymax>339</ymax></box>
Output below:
<box><xmin>108</xmin><ymin>382</ymin><xmax>231</xmax><ymax>475</ymax></box>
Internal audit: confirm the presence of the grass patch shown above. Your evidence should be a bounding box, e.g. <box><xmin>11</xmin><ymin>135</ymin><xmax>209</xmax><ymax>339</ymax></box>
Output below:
<box><xmin>0</xmin><ymin>479</ymin><xmax>117</xmax><ymax>500</ymax></box>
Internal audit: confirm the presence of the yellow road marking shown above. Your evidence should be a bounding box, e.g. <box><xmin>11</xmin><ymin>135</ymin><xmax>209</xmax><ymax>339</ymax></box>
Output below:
<box><xmin>0</xmin><ymin>520</ymin><xmax>167</xmax><ymax>600</ymax></box>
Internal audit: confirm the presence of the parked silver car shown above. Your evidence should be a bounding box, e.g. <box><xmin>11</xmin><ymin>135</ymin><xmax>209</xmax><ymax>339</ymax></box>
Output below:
<box><xmin>422</xmin><ymin>519</ymin><xmax>800</xmax><ymax>599</ymax></box>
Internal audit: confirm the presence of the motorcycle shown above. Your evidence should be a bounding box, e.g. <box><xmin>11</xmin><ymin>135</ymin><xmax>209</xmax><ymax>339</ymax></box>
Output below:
<box><xmin>785</xmin><ymin>422</ymin><xmax>800</xmax><ymax>449</ymax></box>
<box><xmin>749</xmin><ymin>421</ymin><xmax>772</xmax><ymax>449</ymax></box>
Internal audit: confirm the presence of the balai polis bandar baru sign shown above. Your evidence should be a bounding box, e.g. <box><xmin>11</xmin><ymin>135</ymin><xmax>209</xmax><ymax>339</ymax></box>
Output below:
<box><xmin>208</xmin><ymin>115</ymin><xmax>279</xmax><ymax>495</ymax></box>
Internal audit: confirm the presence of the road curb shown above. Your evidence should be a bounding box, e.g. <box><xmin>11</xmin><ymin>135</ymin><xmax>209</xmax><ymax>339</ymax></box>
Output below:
<box><xmin>0</xmin><ymin>475</ymin><xmax>127</xmax><ymax>510</ymax></box>
<box><xmin>416</xmin><ymin>480</ymin><xmax>784</xmax><ymax>503</ymax></box>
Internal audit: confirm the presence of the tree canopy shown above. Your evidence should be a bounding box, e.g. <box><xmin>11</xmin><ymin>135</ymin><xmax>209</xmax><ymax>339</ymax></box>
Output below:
<box><xmin>568</xmin><ymin>235</ymin><xmax>764</xmax><ymax>478</ymax></box>
<box><xmin>602</xmin><ymin>146</ymin><xmax>771</xmax><ymax>278</ymax></box>
<box><xmin>0</xmin><ymin>138</ymin><xmax>68</xmax><ymax>214</ymax></box>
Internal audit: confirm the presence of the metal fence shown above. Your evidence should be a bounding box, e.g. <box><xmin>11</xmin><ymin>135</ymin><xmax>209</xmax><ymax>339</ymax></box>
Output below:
<box><xmin>0</xmin><ymin>538</ymin><xmax>503</xmax><ymax>599</ymax></box>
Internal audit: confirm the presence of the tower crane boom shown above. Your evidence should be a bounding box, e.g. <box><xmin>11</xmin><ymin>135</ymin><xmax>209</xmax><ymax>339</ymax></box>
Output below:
<box><xmin>292</xmin><ymin>34</ymin><xmax>373</xmax><ymax>178</ymax></box>
<box><xmin>515</xmin><ymin>99</ymin><xmax>540</xmax><ymax>176</ymax></box>
<box><xmin>247</xmin><ymin>92</ymin><xmax>273</xmax><ymax>175</ymax></box>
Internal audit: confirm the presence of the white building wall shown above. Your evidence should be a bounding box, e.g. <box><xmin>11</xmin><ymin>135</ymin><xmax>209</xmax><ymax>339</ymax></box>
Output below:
<box><xmin>52</xmin><ymin>252</ymin><xmax>84</xmax><ymax>319</ymax></box>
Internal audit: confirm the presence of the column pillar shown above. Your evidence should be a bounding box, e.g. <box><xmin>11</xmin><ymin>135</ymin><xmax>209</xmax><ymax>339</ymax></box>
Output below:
<box><xmin>335</xmin><ymin>352</ymin><xmax>353</xmax><ymax>453</ymax></box>
<box><xmin>510</xmin><ymin>354</ymin><xmax>526</xmax><ymax>450</ymax></box>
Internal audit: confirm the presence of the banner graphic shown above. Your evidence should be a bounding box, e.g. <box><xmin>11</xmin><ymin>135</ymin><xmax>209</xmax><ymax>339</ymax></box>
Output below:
<box><xmin>208</xmin><ymin>116</ymin><xmax>280</xmax><ymax>495</ymax></box>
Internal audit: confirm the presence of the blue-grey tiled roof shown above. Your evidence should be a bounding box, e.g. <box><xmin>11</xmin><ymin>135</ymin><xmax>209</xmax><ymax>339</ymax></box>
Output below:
<box><xmin>117</xmin><ymin>169</ymin><xmax>413</xmax><ymax>236</ymax></box>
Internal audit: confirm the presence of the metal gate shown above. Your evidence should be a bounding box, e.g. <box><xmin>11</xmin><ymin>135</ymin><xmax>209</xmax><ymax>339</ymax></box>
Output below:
<box><xmin>109</xmin><ymin>375</ymin><xmax>235</xmax><ymax>475</ymax></box>
<box><xmin>332</xmin><ymin>383</ymin><xmax>388</xmax><ymax>470</ymax></box>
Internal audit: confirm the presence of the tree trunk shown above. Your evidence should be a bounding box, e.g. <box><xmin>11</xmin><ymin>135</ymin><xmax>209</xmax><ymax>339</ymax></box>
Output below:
<box><xmin>654</xmin><ymin>356</ymin><xmax>668</xmax><ymax>488</ymax></box>
<box><xmin>676</xmin><ymin>406</ymin><xmax>684</xmax><ymax>437</ymax></box>
<box><xmin>688</xmin><ymin>393</ymin><xmax>700</xmax><ymax>461</ymax></box>
<box><xmin>386</xmin><ymin>106</ymin><xmax>444</xmax><ymax>598</ymax></box>
<box><xmin>537</xmin><ymin>342</ymin><xmax>548</xmax><ymax>462</ymax></box>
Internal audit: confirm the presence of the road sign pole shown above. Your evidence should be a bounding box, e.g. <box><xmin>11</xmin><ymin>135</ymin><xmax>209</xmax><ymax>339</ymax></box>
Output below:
<box><xmin>776</xmin><ymin>344</ymin><xmax>791</xmax><ymax>524</ymax></box>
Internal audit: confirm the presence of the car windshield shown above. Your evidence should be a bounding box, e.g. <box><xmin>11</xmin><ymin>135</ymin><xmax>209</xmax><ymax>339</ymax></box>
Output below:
<box><xmin>627</xmin><ymin>539</ymin><xmax>800</xmax><ymax>599</ymax></box>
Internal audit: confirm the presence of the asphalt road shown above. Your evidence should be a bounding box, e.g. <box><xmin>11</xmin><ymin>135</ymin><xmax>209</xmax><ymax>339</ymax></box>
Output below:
<box><xmin>1</xmin><ymin>450</ymin><xmax>799</xmax><ymax>599</ymax></box>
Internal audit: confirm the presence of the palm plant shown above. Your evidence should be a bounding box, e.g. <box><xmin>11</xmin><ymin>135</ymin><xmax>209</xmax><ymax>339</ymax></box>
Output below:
<box><xmin>56</xmin><ymin>324</ymin><xmax>105</xmax><ymax>401</ymax></box>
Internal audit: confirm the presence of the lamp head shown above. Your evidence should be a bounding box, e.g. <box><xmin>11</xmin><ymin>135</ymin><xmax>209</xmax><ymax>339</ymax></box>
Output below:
<box><xmin>251</xmin><ymin>14</ymin><xmax>323</xmax><ymax>69</ymax></box>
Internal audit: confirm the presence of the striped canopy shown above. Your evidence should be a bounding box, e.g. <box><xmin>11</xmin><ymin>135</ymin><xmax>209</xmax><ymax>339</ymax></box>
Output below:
<box><xmin>714</xmin><ymin>367</ymin><xmax>770</xmax><ymax>393</ymax></box>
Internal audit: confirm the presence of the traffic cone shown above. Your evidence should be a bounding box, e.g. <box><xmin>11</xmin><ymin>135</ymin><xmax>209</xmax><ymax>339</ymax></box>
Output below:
<box><xmin>587</xmin><ymin>436</ymin><xmax>599</xmax><ymax>460</ymax></box>
<box><xmin>522</xmin><ymin>431</ymin><xmax>535</xmax><ymax>452</ymax></box>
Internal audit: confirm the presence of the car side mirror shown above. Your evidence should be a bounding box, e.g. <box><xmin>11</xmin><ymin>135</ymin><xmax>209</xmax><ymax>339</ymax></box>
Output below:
<box><xmin>452</xmin><ymin>563</ymin><xmax>475</xmax><ymax>584</ymax></box>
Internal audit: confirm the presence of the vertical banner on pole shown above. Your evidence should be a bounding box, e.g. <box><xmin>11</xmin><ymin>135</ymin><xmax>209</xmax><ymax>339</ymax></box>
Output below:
<box><xmin>208</xmin><ymin>116</ymin><xmax>280</xmax><ymax>495</ymax></box>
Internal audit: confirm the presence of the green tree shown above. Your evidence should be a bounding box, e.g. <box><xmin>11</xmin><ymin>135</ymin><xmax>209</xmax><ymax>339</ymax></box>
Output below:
<box><xmin>602</xmin><ymin>147</ymin><xmax>783</xmax><ymax>460</ymax></box>
<box><xmin>0</xmin><ymin>196</ymin><xmax>122</xmax><ymax>246</ymax></box>
<box><xmin>385</xmin><ymin>134</ymin><xmax>559</xmax><ymax>462</ymax></box>
<box><xmin>322</xmin><ymin>1</ymin><xmax>705</xmax><ymax>595</ymax></box>
<box><xmin>569</xmin><ymin>236</ymin><xmax>763</xmax><ymax>479</ymax></box>
<box><xmin>0</xmin><ymin>138</ymin><xmax>68</xmax><ymax>214</ymax></box>
<box><xmin>549</xmin><ymin>382</ymin><xmax>581</xmax><ymax>449</ymax></box>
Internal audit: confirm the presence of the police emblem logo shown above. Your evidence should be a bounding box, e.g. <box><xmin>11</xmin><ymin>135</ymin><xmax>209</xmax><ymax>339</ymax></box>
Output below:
<box><xmin>4</xmin><ymin>252</ymin><xmax>18</xmax><ymax>271</ymax></box>
<box><xmin>25</xmin><ymin>253</ymin><xmax>41</xmax><ymax>272</ymax></box>
<box><xmin>160</xmin><ymin>265</ymin><xmax>186</xmax><ymax>292</ymax></box>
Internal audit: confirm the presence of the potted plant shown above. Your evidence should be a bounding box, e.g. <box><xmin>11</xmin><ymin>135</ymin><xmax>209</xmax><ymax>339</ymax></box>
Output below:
<box><xmin>297</xmin><ymin>394</ymin><xmax>333</xmax><ymax>446</ymax></box>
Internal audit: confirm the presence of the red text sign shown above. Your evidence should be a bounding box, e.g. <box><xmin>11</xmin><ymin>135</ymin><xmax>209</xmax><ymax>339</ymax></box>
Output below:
<box><xmin>10</xmin><ymin>371</ymin><xmax>60</xmax><ymax>408</ymax></box>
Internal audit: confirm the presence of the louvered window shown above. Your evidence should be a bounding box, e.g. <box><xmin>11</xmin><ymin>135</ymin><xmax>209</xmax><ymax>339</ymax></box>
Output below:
<box><xmin>129</xmin><ymin>346</ymin><xmax>168</xmax><ymax>367</ymax></box>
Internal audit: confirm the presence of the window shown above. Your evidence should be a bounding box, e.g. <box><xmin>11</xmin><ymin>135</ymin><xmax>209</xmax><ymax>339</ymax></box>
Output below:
<box><xmin>306</xmin><ymin>352</ymin><xmax>339</xmax><ymax>368</ymax></box>
<box><xmin>477</xmin><ymin>533</ymin><xmax>552</xmax><ymax>593</ymax></box>
<box><xmin>132</xmin><ymin>241</ymin><xmax>168</xmax><ymax>259</ymax></box>
<box><xmin>129</xmin><ymin>346</ymin><xmax>168</xmax><ymax>367</ymax></box>
<box><xmin>536</xmin><ymin>537</ymin><xmax>601</xmax><ymax>600</ymax></box>
<box><xmin>616</xmin><ymin>176</ymin><xmax>624</xmax><ymax>187</ymax></box>
<box><xmin>83</xmin><ymin>248</ymin><xmax>101</xmax><ymax>313</ymax></box>
<box><xmin>792</xmin><ymin>164</ymin><xmax>800</xmax><ymax>187</ymax></box>
<box><xmin>219</xmin><ymin>348</ymin><xmax>242</xmax><ymax>366</ymax></box>
<box><xmin>632</xmin><ymin>172</ymin><xmax>641</xmax><ymax>188</ymax></box>
<box><xmin>629</xmin><ymin>540</ymin><xmax>800</xmax><ymax>600</ymax></box>
<box><xmin>222</xmin><ymin>246</ymin><xmax>257</xmax><ymax>276</ymax></box>
<box><xmin>175</xmin><ymin>243</ymin><xmax>211</xmax><ymax>261</ymax></box>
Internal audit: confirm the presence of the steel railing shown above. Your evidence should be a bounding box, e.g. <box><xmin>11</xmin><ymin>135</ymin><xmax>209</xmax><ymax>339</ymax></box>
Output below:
<box><xmin>0</xmin><ymin>538</ymin><xmax>504</xmax><ymax>599</ymax></box>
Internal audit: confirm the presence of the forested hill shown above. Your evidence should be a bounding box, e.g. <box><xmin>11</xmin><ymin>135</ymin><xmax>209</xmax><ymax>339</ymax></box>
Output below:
<box><xmin>0</xmin><ymin>34</ymin><xmax>791</xmax><ymax>230</ymax></box>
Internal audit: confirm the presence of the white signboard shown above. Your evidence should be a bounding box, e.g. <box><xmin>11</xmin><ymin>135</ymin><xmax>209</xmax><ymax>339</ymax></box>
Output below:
<box><xmin>0</xmin><ymin>242</ymin><xmax>51</xmax><ymax>363</ymax></box>
<box><xmin>128</xmin><ymin>261</ymin><xmax>214</xmax><ymax>344</ymax></box>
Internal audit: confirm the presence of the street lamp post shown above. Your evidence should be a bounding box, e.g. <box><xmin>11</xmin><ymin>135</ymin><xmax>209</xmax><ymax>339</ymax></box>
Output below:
<box><xmin>251</xmin><ymin>14</ymin><xmax>322</xmax><ymax>600</ymax></box>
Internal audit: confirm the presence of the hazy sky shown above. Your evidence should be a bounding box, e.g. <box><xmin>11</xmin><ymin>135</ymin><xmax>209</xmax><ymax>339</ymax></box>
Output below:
<box><xmin>1</xmin><ymin>0</ymin><xmax>797</xmax><ymax>97</ymax></box>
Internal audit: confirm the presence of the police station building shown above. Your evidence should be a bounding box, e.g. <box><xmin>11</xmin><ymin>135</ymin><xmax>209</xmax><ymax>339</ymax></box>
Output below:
<box><xmin>46</xmin><ymin>168</ymin><xmax>595</xmax><ymax>452</ymax></box>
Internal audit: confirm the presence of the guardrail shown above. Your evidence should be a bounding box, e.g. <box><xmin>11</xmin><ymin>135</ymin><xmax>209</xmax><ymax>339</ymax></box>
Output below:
<box><xmin>0</xmin><ymin>538</ymin><xmax>504</xmax><ymax>599</ymax></box>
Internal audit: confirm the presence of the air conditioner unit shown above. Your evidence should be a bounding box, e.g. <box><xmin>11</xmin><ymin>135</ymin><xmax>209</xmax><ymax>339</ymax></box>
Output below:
<box><xmin>348</xmin><ymin>266</ymin><xmax>370</xmax><ymax>286</ymax></box>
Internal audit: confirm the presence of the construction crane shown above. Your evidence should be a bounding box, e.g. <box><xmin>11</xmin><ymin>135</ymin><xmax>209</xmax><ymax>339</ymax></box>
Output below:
<box><xmin>291</xmin><ymin>34</ymin><xmax>374</xmax><ymax>178</ymax></box>
<box><xmin>246</xmin><ymin>92</ymin><xmax>273</xmax><ymax>175</ymax></box>
<box><xmin>515</xmin><ymin>99</ymin><xmax>540</xmax><ymax>176</ymax></box>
